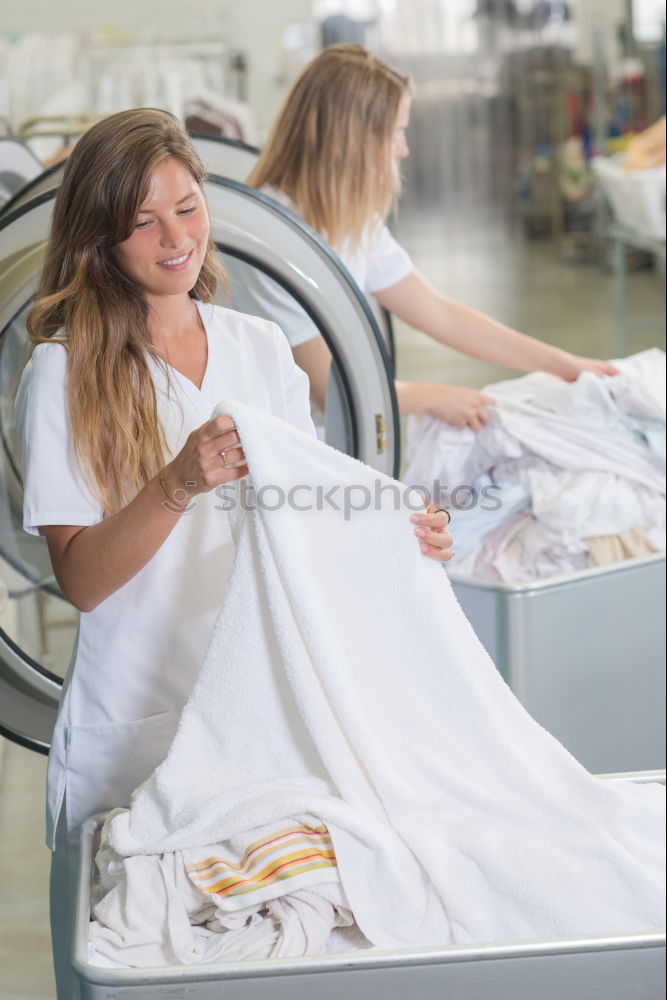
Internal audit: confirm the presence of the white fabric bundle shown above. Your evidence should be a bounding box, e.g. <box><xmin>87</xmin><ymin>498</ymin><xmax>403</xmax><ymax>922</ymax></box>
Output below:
<box><xmin>405</xmin><ymin>349</ymin><xmax>666</xmax><ymax>582</ymax></box>
<box><xmin>100</xmin><ymin>399</ymin><xmax>664</xmax><ymax>960</ymax></box>
<box><xmin>89</xmin><ymin>821</ymin><xmax>355</xmax><ymax>967</ymax></box>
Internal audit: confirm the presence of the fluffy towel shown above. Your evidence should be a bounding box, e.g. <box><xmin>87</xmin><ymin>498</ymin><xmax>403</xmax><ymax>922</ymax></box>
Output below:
<box><xmin>103</xmin><ymin>399</ymin><xmax>665</xmax><ymax>954</ymax></box>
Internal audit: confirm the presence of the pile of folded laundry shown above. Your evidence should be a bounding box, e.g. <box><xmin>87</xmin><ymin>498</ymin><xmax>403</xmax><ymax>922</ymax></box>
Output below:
<box><xmin>404</xmin><ymin>349</ymin><xmax>666</xmax><ymax>583</ymax></box>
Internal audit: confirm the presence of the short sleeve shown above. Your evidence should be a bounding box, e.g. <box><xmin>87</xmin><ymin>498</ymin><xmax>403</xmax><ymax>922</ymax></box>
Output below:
<box><xmin>268</xmin><ymin>323</ymin><xmax>318</xmax><ymax>439</ymax></box>
<box><xmin>14</xmin><ymin>343</ymin><xmax>104</xmax><ymax>535</ymax></box>
<box><xmin>362</xmin><ymin>222</ymin><xmax>413</xmax><ymax>294</ymax></box>
<box><xmin>225</xmin><ymin>259</ymin><xmax>320</xmax><ymax>349</ymax></box>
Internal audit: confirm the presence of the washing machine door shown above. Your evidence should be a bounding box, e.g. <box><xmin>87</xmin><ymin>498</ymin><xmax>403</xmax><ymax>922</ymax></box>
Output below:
<box><xmin>0</xmin><ymin>160</ymin><xmax>65</xmax><ymax>218</ymax></box>
<box><xmin>0</xmin><ymin>138</ymin><xmax>398</xmax><ymax>368</ymax></box>
<box><xmin>0</xmin><ymin>139</ymin><xmax>43</xmax><ymax>212</ymax></box>
<box><xmin>189</xmin><ymin>133</ymin><xmax>259</xmax><ymax>179</ymax></box>
<box><xmin>0</xmin><ymin>136</ymin><xmax>256</xmax><ymax>219</ymax></box>
<box><xmin>0</xmin><ymin>178</ymin><xmax>398</xmax><ymax>754</ymax></box>
<box><xmin>191</xmin><ymin>135</ymin><xmax>397</xmax><ymax>368</ymax></box>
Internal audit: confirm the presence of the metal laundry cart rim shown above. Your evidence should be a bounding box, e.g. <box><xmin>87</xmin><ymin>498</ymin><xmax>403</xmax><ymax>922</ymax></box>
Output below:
<box><xmin>447</xmin><ymin>551</ymin><xmax>666</xmax><ymax>592</ymax></box>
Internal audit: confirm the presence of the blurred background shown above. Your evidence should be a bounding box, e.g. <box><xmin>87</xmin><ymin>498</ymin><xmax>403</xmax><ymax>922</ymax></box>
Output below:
<box><xmin>0</xmin><ymin>3</ymin><xmax>664</xmax><ymax>997</ymax></box>
<box><xmin>1</xmin><ymin>0</ymin><xmax>664</xmax><ymax>382</ymax></box>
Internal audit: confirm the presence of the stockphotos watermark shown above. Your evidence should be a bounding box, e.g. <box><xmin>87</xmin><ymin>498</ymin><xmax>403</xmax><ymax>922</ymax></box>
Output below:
<box><xmin>162</xmin><ymin>479</ymin><xmax>503</xmax><ymax>518</ymax></box>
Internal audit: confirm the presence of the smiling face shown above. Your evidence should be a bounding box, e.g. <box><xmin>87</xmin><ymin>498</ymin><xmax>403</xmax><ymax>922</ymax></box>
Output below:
<box><xmin>112</xmin><ymin>156</ymin><xmax>210</xmax><ymax>302</ymax></box>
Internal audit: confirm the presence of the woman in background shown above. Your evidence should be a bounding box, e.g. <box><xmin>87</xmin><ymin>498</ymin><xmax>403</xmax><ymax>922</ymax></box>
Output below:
<box><xmin>246</xmin><ymin>44</ymin><xmax>617</xmax><ymax>431</ymax></box>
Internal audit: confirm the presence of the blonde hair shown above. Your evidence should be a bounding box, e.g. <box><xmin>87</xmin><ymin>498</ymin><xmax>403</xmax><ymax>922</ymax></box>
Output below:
<box><xmin>248</xmin><ymin>44</ymin><xmax>412</xmax><ymax>248</ymax></box>
<box><xmin>27</xmin><ymin>108</ymin><xmax>226</xmax><ymax>515</ymax></box>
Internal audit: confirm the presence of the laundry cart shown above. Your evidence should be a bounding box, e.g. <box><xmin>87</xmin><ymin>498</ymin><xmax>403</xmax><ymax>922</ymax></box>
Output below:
<box><xmin>450</xmin><ymin>553</ymin><xmax>666</xmax><ymax>774</ymax></box>
<box><xmin>71</xmin><ymin>772</ymin><xmax>665</xmax><ymax>1000</ymax></box>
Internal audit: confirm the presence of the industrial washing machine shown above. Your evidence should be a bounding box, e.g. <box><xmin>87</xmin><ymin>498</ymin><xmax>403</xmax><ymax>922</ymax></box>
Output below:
<box><xmin>0</xmin><ymin>134</ymin><xmax>398</xmax><ymax>366</ymax></box>
<box><xmin>0</xmin><ymin>136</ymin><xmax>43</xmax><ymax>210</ymax></box>
<box><xmin>0</xmin><ymin>170</ymin><xmax>398</xmax><ymax>754</ymax></box>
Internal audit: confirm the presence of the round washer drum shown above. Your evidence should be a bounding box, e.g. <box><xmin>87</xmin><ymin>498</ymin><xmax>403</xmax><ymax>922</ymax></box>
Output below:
<box><xmin>189</xmin><ymin>134</ymin><xmax>397</xmax><ymax>367</ymax></box>
<box><xmin>0</xmin><ymin>177</ymin><xmax>399</xmax><ymax>753</ymax></box>
<box><xmin>189</xmin><ymin>132</ymin><xmax>260</xmax><ymax>179</ymax></box>
<box><xmin>0</xmin><ymin>136</ymin><xmax>258</xmax><ymax>219</ymax></box>
<box><xmin>0</xmin><ymin>138</ymin><xmax>44</xmax><ymax>211</ymax></box>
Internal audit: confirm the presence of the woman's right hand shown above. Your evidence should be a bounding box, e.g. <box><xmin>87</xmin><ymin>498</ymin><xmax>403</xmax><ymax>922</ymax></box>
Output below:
<box><xmin>161</xmin><ymin>415</ymin><xmax>248</xmax><ymax>506</ymax></box>
<box><xmin>40</xmin><ymin>415</ymin><xmax>249</xmax><ymax>613</ymax></box>
<box><xmin>419</xmin><ymin>383</ymin><xmax>496</xmax><ymax>431</ymax></box>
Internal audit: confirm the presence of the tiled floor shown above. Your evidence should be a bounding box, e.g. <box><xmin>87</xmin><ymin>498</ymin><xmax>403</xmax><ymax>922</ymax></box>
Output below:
<box><xmin>392</xmin><ymin>211</ymin><xmax>665</xmax><ymax>392</ymax></box>
<box><xmin>0</xmin><ymin>220</ymin><xmax>664</xmax><ymax>999</ymax></box>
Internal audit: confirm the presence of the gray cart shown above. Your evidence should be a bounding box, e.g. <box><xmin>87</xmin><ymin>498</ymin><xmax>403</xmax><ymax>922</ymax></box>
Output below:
<box><xmin>73</xmin><ymin>773</ymin><xmax>665</xmax><ymax>1000</ymax></box>
<box><xmin>450</xmin><ymin>554</ymin><xmax>666</xmax><ymax>774</ymax></box>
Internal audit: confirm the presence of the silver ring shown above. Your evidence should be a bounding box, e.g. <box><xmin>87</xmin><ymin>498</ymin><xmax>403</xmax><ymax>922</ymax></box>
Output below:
<box><xmin>433</xmin><ymin>506</ymin><xmax>451</xmax><ymax>526</ymax></box>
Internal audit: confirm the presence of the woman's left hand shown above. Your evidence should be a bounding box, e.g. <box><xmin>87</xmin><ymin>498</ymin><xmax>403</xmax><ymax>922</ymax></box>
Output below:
<box><xmin>410</xmin><ymin>501</ymin><xmax>454</xmax><ymax>562</ymax></box>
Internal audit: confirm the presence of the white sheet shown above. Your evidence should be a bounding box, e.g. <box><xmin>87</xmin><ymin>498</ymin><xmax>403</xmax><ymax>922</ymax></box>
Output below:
<box><xmin>93</xmin><ymin>400</ymin><xmax>664</xmax><ymax>966</ymax></box>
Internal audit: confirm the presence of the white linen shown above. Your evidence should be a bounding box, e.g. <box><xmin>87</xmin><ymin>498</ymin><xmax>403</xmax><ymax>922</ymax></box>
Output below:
<box><xmin>99</xmin><ymin>399</ymin><xmax>664</xmax><ymax>960</ymax></box>
<box><xmin>405</xmin><ymin>350</ymin><xmax>666</xmax><ymax>582</ymax></box>
<box><xmin>89</xmin><ymin>819</ymin><xmax>355</xmax><ymax>967</ymax></box>
<box><xmin>14</xmin><ymin>303</ymin><xmax>316</xmax><ymax>846</ymax></box>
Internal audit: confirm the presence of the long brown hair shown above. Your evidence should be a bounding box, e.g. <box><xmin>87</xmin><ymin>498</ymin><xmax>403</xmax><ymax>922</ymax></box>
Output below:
<box><xmin>248</xmin><ymin>44</ymin><xmax>413</xmax><ymax>248</ymax></box>
<box><xmin>27</xmin><ymin>108</ymin><xmax>226</xmax><ymax>514</ymax></box>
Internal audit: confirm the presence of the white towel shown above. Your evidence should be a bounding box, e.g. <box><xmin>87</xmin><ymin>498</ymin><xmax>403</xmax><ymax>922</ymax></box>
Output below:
<box><xmin>89</xmin><ymin>823</ymin><xmax>354</xmax><ymax>967</ymax></box>
<box><xmin>106</xmin><ymin>400</ymin><xmax>665</xmax><ymax>951</ymax></box>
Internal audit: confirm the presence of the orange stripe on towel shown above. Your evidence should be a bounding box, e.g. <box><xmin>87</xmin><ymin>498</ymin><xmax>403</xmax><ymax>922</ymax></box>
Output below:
<box><xmin>189</xmin><ymin>823</ymin><xmax>331</xmax><ymax>876</ymax></box>
<box><xmin>186</xmin><ymin>823</ymin><xmax>337</xmax><ymax>898</ymax></box>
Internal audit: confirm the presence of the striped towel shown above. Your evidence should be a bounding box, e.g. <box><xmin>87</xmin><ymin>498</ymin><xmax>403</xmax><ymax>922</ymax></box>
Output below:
<box><xmin>185</xmin><ymin>821</ymin><xmax>338</xmax><ymax>907</ymax></box>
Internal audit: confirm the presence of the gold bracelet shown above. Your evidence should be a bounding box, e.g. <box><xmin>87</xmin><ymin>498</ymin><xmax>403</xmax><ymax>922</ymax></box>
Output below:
<box><xmin>158</xmin><ymin>471</ymin><xmax>189</xmax><ymax>510</ymax></box>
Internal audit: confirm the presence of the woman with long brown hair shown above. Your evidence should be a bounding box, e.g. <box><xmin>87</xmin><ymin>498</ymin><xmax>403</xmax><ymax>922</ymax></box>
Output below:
<box><xmin>16</xmin><ymin>106</ymin><xmax>452</xmax><ymax>998</ymax></box>
<box><xmin>245</xmin><ymin>44</ymin><xmax>617</xmax><ymax>430</ymax></box>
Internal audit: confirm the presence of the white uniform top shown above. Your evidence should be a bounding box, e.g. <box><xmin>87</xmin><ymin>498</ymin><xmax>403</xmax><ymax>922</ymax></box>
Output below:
<box><xmin>15</xmin><ymin>302</ymin><xmax>315</xmax><ymax>847</ymax></box>
<box><xmin>227</xmin><ymin>187</ymin><xmax>413</xmax><ymax>347</ymax></box>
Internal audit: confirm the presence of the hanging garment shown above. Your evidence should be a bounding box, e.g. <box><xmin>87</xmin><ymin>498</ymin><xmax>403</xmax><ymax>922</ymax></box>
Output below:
<box><xmin>92</xmin><ymin>400</ymin><xmax>665</xmax><ymax>967</ymax></box>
